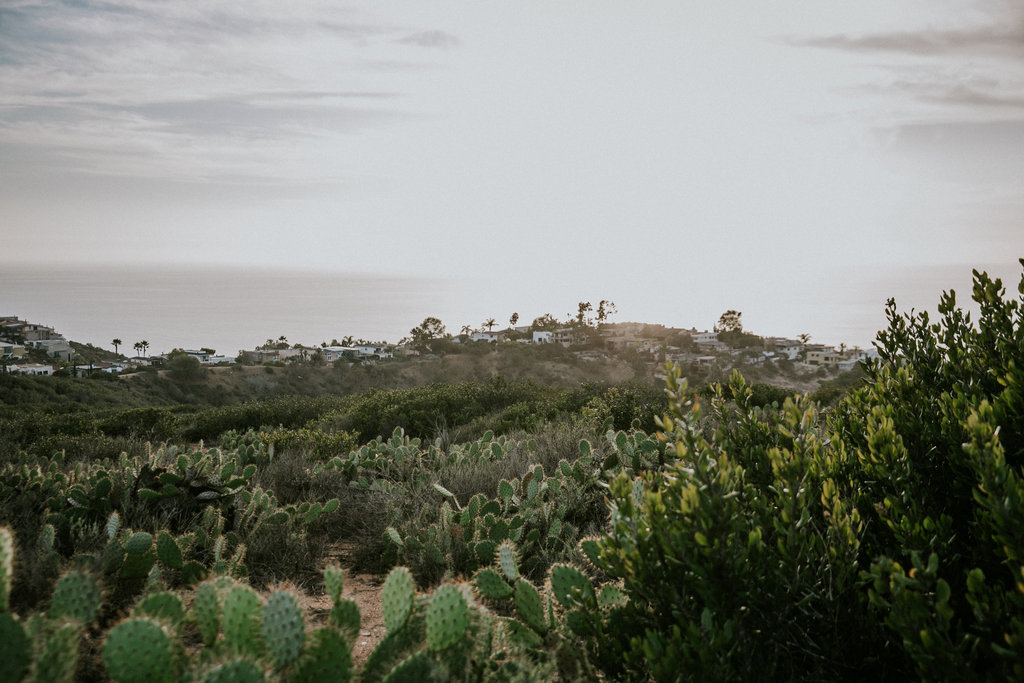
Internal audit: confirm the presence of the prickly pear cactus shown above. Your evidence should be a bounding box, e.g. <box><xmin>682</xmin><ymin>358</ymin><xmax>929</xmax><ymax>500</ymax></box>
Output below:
<box><xmin>223</xmin><ymin>585</ymin><xmax>264</xmax><ymax>657</ymax></box>
<box><xmin>549</xmin><ymin>564</ymin><xmax>594</xmax><ymax>608</ymax></box>
<box><xmin>156</xmin><ymin>532</ymin><xmax>184</xmax><ymax>570</ymax></box>
<box><xmin>514</xmin><ymin>579</ymin><xmax>546</xmax><ymax>636</ymax></box>
<box><xmin>381</xmin><ymin>567</ymin><xmax>415</xmax><ymax>634</ymax></box>
<box><xmin>125</xmin><ymin>531</ymin><xmax>154</xmax><ymax>555</ymax></box>
<box><xmin>135</xmin><ymin>592</ymin><xmax>186</xmax><ymax>627</ymax></box>
<box><xmin>290</xmin><ymin>627</ymin><xmax>352</xmax><ymax>683</ymax></box>
<box><xmin>497</xmin><ymin>542</ymin><xmax>519</xmax><ymax>582</ymax></box>
<box><xmin>49</xmin><ymin>570</ymin><xmax>102</xmax><ymax>625</ymax></box>
<box><xmin>0</xmin><ymin>526</ymin><xmax>12</xmax><ymax>612</ymax></box>
<box><xmin>103</xmin><ymin>617</ymin><xmax>175</xmax><ymax>683</ymax></box>
<box><xmin>329</xmin><ymin>599</ymin><xmax>360</xmax><ymax>638</ymax></box>
<box><xmin>34</xmin><ymin>622</ymin><xmax>80</xmax><ymax>683</ymax></box>
<box><xmin>261</xmin><ymin>589</ymin><xmax>305</xmax><ymax>669</ymax></box>
<box><xmin>425</xmin><ymin>584</ymin><xmax>469</xmax><ymax>652</ymax></box>
<box><xmin>193</xmin><ymin>580</ymin><xmax>222</xmax><ymax>647</ymax></box>
<box><xmin>381</xmin><ymin>652</ymin><xmax>435</xmax><ymax>682</ymax></box>
<box><xmin>0</xmin><ymin>612</ymin><xmax>30</xmax><ymax>683</ymax></box>
<box><xmin>474</xmin><ymin>568</ymin><xmax>513</xmax><ymax>600</ymax></box>
<box><xmin>200</xmin><ymin>658</ymin><xmax>266</xmax><ymax>683</ymax></box>
<box><xmin>323</xmin><ymin>564</ymin><xmax>344</xmax><ymax>605</ymax></box>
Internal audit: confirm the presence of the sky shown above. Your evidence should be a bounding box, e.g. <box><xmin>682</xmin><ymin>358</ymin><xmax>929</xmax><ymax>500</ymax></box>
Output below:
<box><xmin>2</xmin><ymin>1</ymin><xmax>1023</xmax><ymax>345</ymax></box>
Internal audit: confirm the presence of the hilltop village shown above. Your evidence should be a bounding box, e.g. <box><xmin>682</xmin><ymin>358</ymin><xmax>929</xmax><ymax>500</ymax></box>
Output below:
<box><xmin>0</xmin><ymin>310</ymin><xmax>875</xmax><ymax>383</ymax></box>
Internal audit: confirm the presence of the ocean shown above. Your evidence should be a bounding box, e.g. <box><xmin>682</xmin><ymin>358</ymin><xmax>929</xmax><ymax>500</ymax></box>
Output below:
<box><xmin>0</xmin><ymin>261</ymin><xmax>1020</xmax><ymax>358</ymax></box>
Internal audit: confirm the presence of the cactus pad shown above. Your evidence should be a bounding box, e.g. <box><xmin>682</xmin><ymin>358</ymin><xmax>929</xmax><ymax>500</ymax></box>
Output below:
<box><xmin>223</xmin><ymin>585</ymin><xmax>264</xmax><ymax>657</ymax></box>
<box><xmin>323</xmin><ymin>565</ymin><xmax>344</xmax><ymax>605</ymax></box>
<box><xmin>193</xmin><ymin>580</ymin><xmax>222</xmax><ymax>647</ymax></box>
<box><xmin>0</xmin><ymin>613</ymin><xmax>29</xmax><ymax>683</ymax></box>
<box><xmin>597</xmin><ymin>584</ymin><xmax>627</xmax><ymax>608</ymax></box>
<box><xmin>497</xmin><ymin>542</ymin><xmax>518</xmax><ymax>582</ymax></box>
<box><xmin>549</xmin><ymin>564</ymin><xmax>594</xmax><ymax>608</ymax></box>
<box><xmin>49</xmin><ymin>570</ymin><xmax>102</xmax><ymax>625</ymax></box>
<box><xmin>106</xmin><ymin>512</ymin><xmax>121</xmax><ymax>540</ymax></box>
<box><xmin>290</xmin><ymin>627</ymin><xmax>352</xmax><ymax>683</ymax></box>
<box><xmin>381</xmin><ymin>567</ymin><xmax>415</xmax><ymax>634</ymax></box>
<box><xmin>120</xmin><ymin>547</ymin><xmax>157</xmax><ymax>579</ymax></box>
<box><xmin>475</xmin><ymin>568</ymin><xmax>513</xmax><ymax>600</ymax></box>
<box><xmin>156</xmin><ymin>532</ymin><xmax>183</xmax><ymax>570</ymax></box>
<box><xmin>329</xmin><ymin>599</ymin><xmax>360</xmax><ymax>638</ymax></box>
<box><xmin>425</xmin><ymin>584</ymin><xmax>469</xmax><ymax>652</ymax></box>
<box><xmin>261</xmin><ymin>590</ymin><xmax>305</xmax><ymax>669</ymax></box>
<box><xmin>125</xmin><ymin>531</ymin><xmax>154</xmax><ymax>555</ymax></box>
<box><xmin>35</xmin><ymin>622</ymin><xmax>80</xmax><ymax>683</ymax></box>
<box><xmin>579</xmin><ymin>538</ymin><xmax>603</xmax><ymax>569</ymax></box>
<box><xmin>381</xmin><ymin>652</ymin><xmax>435</xmax><ymax>682</ymax></box>
<box><xmin>103</xmin><ymin>617</ymin><xmax>174</xmax><ymax>683</ymax></box>
<box><xmin>136</xmin><ymin>592</ymin><xmax>186</xmax><ymax>627</ymax></box>
<box><xmin>513</xmin><ymin>579</ymin><xmax>546</xmax><ymax>635</ymax></box>
<box><xmin>201</xmin><ymin>659</ymin><xmax>265</xmax><ymax>683</ymax></box>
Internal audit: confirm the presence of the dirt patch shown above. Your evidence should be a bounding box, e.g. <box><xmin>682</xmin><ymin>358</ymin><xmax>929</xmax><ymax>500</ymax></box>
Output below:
<box><xmin>309</xmin><ymin>542</ymin><xmax>387</xmax><ymax>668</ymax></box>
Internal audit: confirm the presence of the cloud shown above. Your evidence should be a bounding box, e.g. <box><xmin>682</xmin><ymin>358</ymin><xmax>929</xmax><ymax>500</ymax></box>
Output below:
<box><xmin>0</xmin><ymin>1</ymin><xmax>442</xmax><ymax>185</ymax></box>
<box><xmin>398</xmin><ymin>30</ymin><xmax>460</xmax><ymax>49</ymax></box>
<box><xmin>791</xmin><ymin>18</ymin><xmax>1024</xmax><ymax>58</ymax></box>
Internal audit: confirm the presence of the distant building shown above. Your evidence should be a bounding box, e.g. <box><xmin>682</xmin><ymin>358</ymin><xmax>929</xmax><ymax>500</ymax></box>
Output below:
<box><xmin>10</xmin><ymin>363</ymin><xmax>53</xmax><ymax>376</ymax></box>
<box><xmin>532</xmin><ymin>331</ymin><xmax>553</xmax><ymax>344</ymax></box>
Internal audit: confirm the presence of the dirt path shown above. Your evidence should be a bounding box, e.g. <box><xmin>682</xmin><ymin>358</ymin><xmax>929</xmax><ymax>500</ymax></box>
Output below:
<box><xmin>310</xmin><ymin>544</ymin><xmax>387</xmax><ymax>668</ymax></box>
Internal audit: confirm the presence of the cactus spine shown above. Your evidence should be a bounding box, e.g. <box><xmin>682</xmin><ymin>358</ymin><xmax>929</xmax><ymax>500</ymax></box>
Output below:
<box><xmin>103</xmin><ymin>617</ymin><xmax>175</xmax><ymax>683</ymax></box>
<box><xmin>425</xmin><ymin>584</ymin><xmax>469</xmax><ymax>652</ymax></box>
<box><xmin>49</xmin><ymin>570</ymin><xmax>102</xmax><ymax>625</ymax></box>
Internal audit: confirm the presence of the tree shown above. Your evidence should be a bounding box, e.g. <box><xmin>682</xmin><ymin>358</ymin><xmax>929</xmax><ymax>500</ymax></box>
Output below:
<box><xmin>409</xmin><ymin>317</ymin><xmax>446</xmax><ymax>350</ymax></box>
<box><xmin>460</xmin><ymin>325</ymin><xmax>472</xmax><ymax>339</ymax></box>
<box><xmin>483</xmin><ymin>318</ymin><xmax>496</xmax><ymax>332</ymax></box>
<box><xmin>509</xmin><ymin>312</ymin><xmax>519</xmax><ymax>328</ymax></box>
<box><xmin>596</xmin><ymin>300</ymin><xmax>617</xmax><ymax>325</ymax></box>
<box><xmin>574</xmin><ymin>301</ymin><xmax>594</xmax><ymax>327</ymax></box>
<box><xmin>112</xmin><ymin>338</ymin><xmax>122</xmax><ymax>355</ymax></box>
<box><xmin>714</xmin><ymin>310</ymin><xmax>743</xmax><ymax>334</ymax></box>
<box><xmin>133</xmin><ymin>341</ymin><xmax>142</xmax><ymax>357</ymax></box>
<box><xmin>166</xmin><ymin>350</ymin><xmax>205</xmax><ymax>381</ymax></box>
<box><xmin>797</xmin><ymin>333</ymin><xmax>812</xmax><ymax>345</ymax></box>
<box><xmin>531</xmin><ymin>314</ymin><xmax>560</xmax><ymax>331</ymax></box>
<box><xmin>140</xmin><ymin>340</ymin><xmax>149</xmax><ymax>357</ymax></box>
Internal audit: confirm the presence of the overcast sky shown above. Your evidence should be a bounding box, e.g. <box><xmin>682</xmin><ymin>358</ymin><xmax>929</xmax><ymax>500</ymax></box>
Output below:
<box><xmin>2</xmin><ymin>1</ymin><xmax>1023</xmax><ymax>342</ymax></box>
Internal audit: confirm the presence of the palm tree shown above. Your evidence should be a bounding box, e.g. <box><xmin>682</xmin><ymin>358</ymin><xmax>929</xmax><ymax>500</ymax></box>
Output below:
<box><xmin>460</xmin><ymin>325</ymin><xmax>472</xmax><ymax>337</ymax></box>
<box><xmin>140</xmin><ymin>340</ymin><xmax>150</xmax><ymax>357</ymax></box>
<box><xmin>483</xmin><ymin>318</ymin><xmax>496</xmax><ymax>332</ymax></box>
<box><xmin>112</xmin><ymin>338</ymin><xmax>122</xmax><ymax>355</ymax></box>
<box><xmin>133</xmin><ymin>342</ymin><xmax>142</xmax><ymax>357</ymax></box>
<box><xmin>509</xmin><ymin>312</ymin><xmax>519</xmax><ymax>328</ymax></box>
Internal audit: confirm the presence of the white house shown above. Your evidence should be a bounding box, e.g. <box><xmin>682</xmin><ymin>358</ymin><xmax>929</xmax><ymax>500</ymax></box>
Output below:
<box><xmin>471</xmin><ymin>331</ymin><xmax>502</xmax><ymax>343</ymax></box>
<box><xmin>320</xmin><ymin>346</ymin><xmax>358</xmax><ymax>363</ymax></box>
<box><xmin>73</xmin><ymin>361</ymin><xmax>125</xmax><ymax>374</ymax></box>
<box><xmin>354</xmin><ymin>344</ymin><xmax>393</xmax><ymax>359</ymax></box>
<box><xmin>692</xmin><ymin>331</ymin><xmax>718</xmax><ymax>344</ymax></box>
<box><xmin>532</xmin><ymin>331</ymin><xmax>553</xmax><ymax>344</ymax></box>
<box><xmin>10</xmin><ymin>363</ymin><xmax>53</xmax><ymax>376</ymax></box>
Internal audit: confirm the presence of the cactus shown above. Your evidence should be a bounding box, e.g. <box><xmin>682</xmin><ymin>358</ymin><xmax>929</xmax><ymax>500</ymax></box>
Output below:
<box><xmin>125</xmin><ymin>531</ymin><xmax>154</xmax><ymax>555</ymax></box>
<box><xmin>35</xmin><ymin>622</ymin><xmax>80</xmax><ymax>683</ymax></box>
<box><xmin>0</xmin><ymin>526</ymin><xmax>12</xmax><ymax>612</ymax></box>
<box><xmin>323</xmin><ymin>564</ymin><xmax>344</xmax><ymax>605</ymax></box>
<box><xmin>193</xmin><ymin>580</ymin><xmax>222</xmax><ymax>647</ymax></box>
<box><xmin>201</xmin><ymin>659</ymin><xmax>266</xmax><ymax>683</ymax></box>
<box><xmin>156</xmin><ymin>532</ymin><xmax>184</xmax><ymax>570</ymax></box>
<box><xmin>475</xmin><ymin>568</ymin><xmax>513</xmax><ymax>600</ymax></box>
<box><xmin>425</xmin><ymin>584</ymin><xmax>469</xmax><ymax>652</ymax></box>
<box><xmin>497</xmin><ymin>542</ymin><xmax>519</xmax><ymax>582</ymax></box>
<box><xmin>381</xmin><ymin>567</ymin><xmax>415</xmax><ymax>634</ymax></box>
<box><xmin>0</xmin><ymin>612</ymin><xmax>29</xmax><ymax>683</ymax></box>
<box><xmin>514</xmin><ymin>579</ymin><xmax>546</xmax><ymax>636</ymax></box>
<box><xmin>290</xmin><ymin>627</ymin><xmax>352</xmax><ymax>683</ymax></box>
<box><xmin>261</xmin><ymin>589</ymin><xmax>305</xmax><ymax>669</ymax></box>
<box><xmin>223</xmin><ymin>585</ymin><xmax>264</xmax><ymax>657</ymax></box>
<box><xmin>597</xmin><ymin>584</ymin><xmax>627</xmax><ymax>608</ymax></box>
<box><xmin>49</xmin><ymin>570</ymin><xmax>102</xmax><ymax>625</ymax></box>
<box><xmin>329</xmin><ymin>599</ymin><xmax>360</xmax><ymax>638</ymax></box>
<box><xmin>549</xmin><ymin>564</ymin><xmax>594</xmax><ymax>608</ymax></box>
<box><xmin>135</xmin><ymin>592</ymin><xmax>186</xmax><ymax>627</ymax></box>
<box><xmin>106</xmin><ymin>511</ymin><xmax>121</xmax><ymax>540</ymax></box>
<box><xmin>103</xmin><ymin>617</ymin><xmax>175</xmax><ymax>683</ymax></box>
<box><xmin>381</xmin><ymin>652</ymin><xmax>435</xmax><ymax>682</ymax></box>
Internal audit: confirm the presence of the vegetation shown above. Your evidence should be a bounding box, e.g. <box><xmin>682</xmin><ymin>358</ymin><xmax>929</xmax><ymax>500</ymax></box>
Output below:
<box><xmin>0</xmin><ymin>263</ymin><xmax>1022</xmax><ymax>680</ymax></box>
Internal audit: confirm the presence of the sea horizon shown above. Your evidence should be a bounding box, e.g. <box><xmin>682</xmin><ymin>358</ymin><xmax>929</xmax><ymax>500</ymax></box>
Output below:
<box><xmin>1</xmin><ymin>259</ymin><xmax>1021</xmax><ymax>359</ymax></box>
